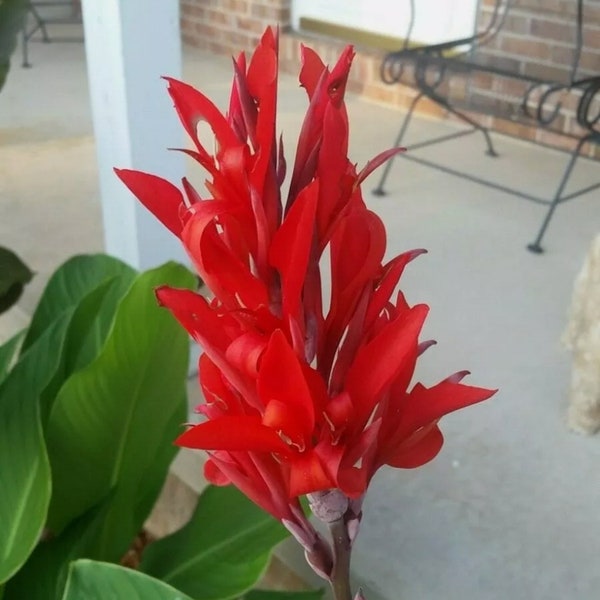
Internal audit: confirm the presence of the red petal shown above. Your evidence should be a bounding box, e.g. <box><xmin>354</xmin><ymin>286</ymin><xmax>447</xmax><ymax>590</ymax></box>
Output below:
<box><xmin>156</xmin><ymin>287</ymin><xmax>259</xmax><ymax>408</ymax></box>
<box><xmin>387</xmin><ymin>424</ymin><xmax>444</xmax><ymax>468</ymax></box>
<box><xmin>326</xmin><ymin>45</ymin><xmax>355</xmax><ymax>107</ymax></box>
<box><xmin>299</xmin><ymin>45</ymin><xmax>328</xmax><ymax>98</ymax></box>
<box><xmin>182</xmin><ymin>210</ymin><xmax>270</xmax><ymax>311</ymax></box>
<box><xmin>114</xmin><ymin>169</ymin><xmax>184</xmax><ymax>237</ymax></box>
<box><xmin>204</xmin><ymin>458</ymin><xmax>231</xmax><ymax>485</ymax></box>
<box><xmin>258</xmin><ymin>330</ymin><xmax>315</xmax><ymax>442</ymax></box>
<box><xmin>156</xmin><ymin>287</ymin><xmax>231</xmax><ymax>351</ymax></box>
<box><xmin>364</xmin><ymin>249</ymin><xmax>426</xmax><ymax>329</ymax></box>
<box><xmin>269</xmin><ymin>180</ymin><xmax>318</xmax><ymax>321</ymax></box>
<box><xmin>345</xmin><ymin>304</ymin><xmax>429</xmax><ymax>431</ymax></box>
<box><xmin>323</xmin><ymin>209</ymin><xmax>387</xmax><ymax>375</ymax></box>
<box><xmin>325</xmin><ymin>392</ymin><xmax>354</xmax><ymax>430</ymax></box>
<box><xmin>198</xmin><ymin>354</ymin><xmax>245</xmax><ymax>417</ymax></box>
<box><xmin>176</xmin><ymin>416</ymin><xmax>290</xmax><ymax>454</ymax></box>
<box><xmin>165</xmin><ymin>77</ymin><xmax>240</xmax><ymax>151</ymax></box>
<box><xmin>229</xmin><ymin>53</ymin><xmax>253</xmax><ymax>145</ymax></box>
<box><xmin>225</xmin><ymin>331</ymin><xmax>268</xmax><ymax>378</ymax></box>
<box><xmin>355</xmin><ymin>147</ymin><xmax>407</xmax><ymax>187</ymax></box>
<box><xmin>336</xmin><ymin>466</ymin><xmax>369</xmax><ymax>499</ymax></box>
<box><xmin>287</xmin><ymin>69</ymin><xmax>328</xmax><ymax>205</ymax></box>
<box><xmin>288</xmin><ymin>450</ymin><xmax>335</xmax><ymax>497</ymax></box>
<box><xmin>315</xmin><ymin>104</ymin><xmax>349</xmax><ymax>240</ymax></box>
<box><xmin>398</xmin><ymin>380</ymin><xmax>496</xmax><ymax>436</ymax></box>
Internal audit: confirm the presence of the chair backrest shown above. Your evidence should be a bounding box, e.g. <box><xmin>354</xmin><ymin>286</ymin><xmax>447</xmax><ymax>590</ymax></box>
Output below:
<box><xmin>474</xmin><ymin>0</ymin><xmax>593</xmax><ymax>87</ymax></box>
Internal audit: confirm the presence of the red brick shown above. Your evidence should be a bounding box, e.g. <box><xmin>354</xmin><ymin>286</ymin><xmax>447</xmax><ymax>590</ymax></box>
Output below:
<box><xmin>501</xmin><ymin>34</ymin><xmax>551</xmax><ymax>60</ymax></box>
<box><xmin>206</xmin><ymin>8</ymin><xmax>232</xmax><ymax>26</ymax></box>
<box><xmin>236</xmin><ymin>16</ymin><xmax>266</xmax><ymax>34</ymax></box>
<box><xmin>530</xmin><ymin>17</ymin><xmax>574</xmax><ymax>42</ymax></box>
<box><xmin>523</xmin><ymin>62</ymin><xmax>571</xmax><ymax>82</ymax></box>
<box><xmin>221</xmin><ymin>0</ymin><xmax>249</xmax><ymax>14</ymax></box>
<box><xmin>250</xmin><ymin>3</ymin><xmax>290</xmax><ymax>22</ymax></box>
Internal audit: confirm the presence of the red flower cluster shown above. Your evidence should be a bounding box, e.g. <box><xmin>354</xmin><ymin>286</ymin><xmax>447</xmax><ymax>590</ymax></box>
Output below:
<box><xmin>116</xmin><ymin>28</ymin><xmax>494</xmax><ymax>527</ymax></box>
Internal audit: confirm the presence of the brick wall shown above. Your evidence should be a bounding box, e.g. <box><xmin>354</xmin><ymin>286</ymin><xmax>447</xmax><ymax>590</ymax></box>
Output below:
<box><xmin>470</xmin><ymin>0</ymin><xmax>600</xmax><ymax>154</ymax></box>
<box><xmin>181</xmin><ymin>0</ymin><xmax>291</xmax><ymax>55</ymax></box>
<box><xmin>180</xmin><ymin>0</ymin><xmax>599</xmax><ymax>157</ymax></box>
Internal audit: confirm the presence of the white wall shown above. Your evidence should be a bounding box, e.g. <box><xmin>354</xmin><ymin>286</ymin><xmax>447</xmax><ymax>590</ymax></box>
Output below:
<box><xmin>291</xmin><ymin>0</ymin><xmax>480</xmax><ymax>45</ymax></box>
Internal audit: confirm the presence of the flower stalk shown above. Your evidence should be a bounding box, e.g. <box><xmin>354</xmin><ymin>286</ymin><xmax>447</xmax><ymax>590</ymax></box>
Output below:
<box><xmin>329</xmin><ymin>516</ymin><xmax>354</xmax><ymax>600</ymax></box>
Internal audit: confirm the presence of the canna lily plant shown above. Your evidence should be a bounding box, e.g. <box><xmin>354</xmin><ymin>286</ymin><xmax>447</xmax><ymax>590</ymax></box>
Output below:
<box><xmin>116</xmin><ymin>27</ymin><xmax>495</xmax><ymax>600</ymax></box>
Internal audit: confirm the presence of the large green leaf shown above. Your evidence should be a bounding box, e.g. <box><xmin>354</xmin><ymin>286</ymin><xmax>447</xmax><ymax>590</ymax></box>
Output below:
<box><xmin>0</xmin><ymin>258</ymin><xmax>136</xmax><ymax>583</ymax></box>
<box><xmin>0</xmin><ymin>315</ymin><xmax>72</xmax><ymax>583</ymax></box>
<box><xmin>61</xmin><ymin>560</ymin><xmax>193</xmax><ymax>600</ymax></box>
<box><xmin>3</xmin><ymin>497</ymin><xmax>114</xmax><ymax>599</ymax></box>
<box><xmin>0</xmin><ymin>246</ymin><xmax>33</xmax><ymax>314</ymax></box>
<box><xmin>244</xmin><ymin>591</ymin><xmax>324</xmax><ymax>600</ymax></box>
<box><xmin>141</xmin><ymin>485</ymin><xmax>290</xmax><ymax>600</ymax></box>
<box><xmin>0</xmin><ymin>329</ymin><xmax>25</xmax><ymax>385</ymax></box>
<box><xmin>0</xmin><ymin>0</ymin><xmax>28</xmax><ymax>92</ymax></box>
<box><xmin>23</xmin><ymin>254</ymin><xmax>135</xmax><ymax>352</ymax></box>
<box><xmin>45</xmin><ymin>262</ymin><xmax>194</xmax><ymax>558</ymax></box>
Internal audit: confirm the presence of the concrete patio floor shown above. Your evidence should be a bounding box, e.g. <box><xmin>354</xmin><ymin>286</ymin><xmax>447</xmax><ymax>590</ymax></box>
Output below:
<box><xmin>1</xmin><ymin>28</ymin><xmax>600</xmax><ymax>600</ymax></box>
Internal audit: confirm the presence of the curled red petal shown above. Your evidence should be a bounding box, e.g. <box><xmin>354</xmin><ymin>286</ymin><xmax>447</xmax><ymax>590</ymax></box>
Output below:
<box><xmin>182</xmin><ymin>211</ymin><xmax>270</xmax><ymax>311</ymax></box>
<box><xmin>165</xmin><ymin>76</ymin><xmax>239</xmax><ymax>152</ymax></box>
<box><xmin>323</xmin><ymin>209</ymin><xmax>387</xmax><ymax>375</ymax></box>
<box><xmin>204</xmin><ymin>458</ymin><xmax>231</xmax><ymax>485</ymax></box>
<box><xmin>387</xmin><ymin>423</ymin><xmax>444</xmax><ymax>469</ymax></box>
<box><xmin>325</xmin><ymin>392</ymin><xmax>354</xmax><ymax>431</ymax></box>
<box><xmin>225</xmin><ymin>331</ymin><xmax>268</xmax><ymax>378</ymax></box>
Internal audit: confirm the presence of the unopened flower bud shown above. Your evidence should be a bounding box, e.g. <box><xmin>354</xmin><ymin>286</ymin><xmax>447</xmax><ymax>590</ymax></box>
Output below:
<box><xmin>346</xmin><ymin>515</ymin><xmax>360</xmax><ymax>545</ymax></box>
<box><xmin>281</xmin><ymin>519</ymin><xmax>316</xmax><ymax>553</ymax></box>
<box><xmin>304</xmin><ymin>536</ymin><xmax>333</xmax><ymax>581</ymax></box>
<box><xmin>308</xmin><ymin>489</ymin><xmax>349</xmax><ymax>523</ymax></box>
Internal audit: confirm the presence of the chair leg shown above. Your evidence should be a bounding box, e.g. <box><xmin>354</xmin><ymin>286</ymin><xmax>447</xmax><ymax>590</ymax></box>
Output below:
<box><xmin>441</xmin><ymin>101</ymin><xmax>498</xmax><ymax>158</ymax></box>
<box><xmin>527</xmin><ymin>135</ymin><xmax>590</xmax><ymax>254</ymax></box>
<box><xmin>22</xmin><ymin>21</ymin><xmax>31</xmax><ymax>68</ymax></box>
<box><xmin>373</xmin><ymin>91</ymin><xmax>425</xmax><ymax>196</ymax></box>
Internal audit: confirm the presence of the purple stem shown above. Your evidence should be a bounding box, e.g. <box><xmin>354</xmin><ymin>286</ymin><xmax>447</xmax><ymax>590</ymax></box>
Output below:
<box><xmin>328</xmin><ymin>518</ymin><xmax>353</xmax><ymax>600</ymax></box>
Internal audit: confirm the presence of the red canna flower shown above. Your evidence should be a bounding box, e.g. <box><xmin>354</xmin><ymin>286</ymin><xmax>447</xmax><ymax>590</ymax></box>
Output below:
<box><xmin>116</xmin><ymin>26</ymin><xmax>495</xmax><ymax>588</ymax></box>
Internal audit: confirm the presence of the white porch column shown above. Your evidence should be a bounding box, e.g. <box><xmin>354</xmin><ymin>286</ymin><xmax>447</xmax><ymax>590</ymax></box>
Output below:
<box><xmin>81</xmin><ymin>0</ymin><xmax>186</xmax><ymax>270</ymax></box>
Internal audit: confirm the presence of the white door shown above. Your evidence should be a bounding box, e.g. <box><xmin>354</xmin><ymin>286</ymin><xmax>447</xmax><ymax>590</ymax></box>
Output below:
<box><xmin>291</xmin><ymin>0</ymin><xmax>480</xmax><ymax>45</ymax></box>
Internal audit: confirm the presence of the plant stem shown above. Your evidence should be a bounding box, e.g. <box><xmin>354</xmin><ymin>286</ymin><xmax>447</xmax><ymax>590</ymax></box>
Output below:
<box><xmin>329</xmin><ymin>517</ymin><xmax>353</xmax><ymax>600</ymax></box>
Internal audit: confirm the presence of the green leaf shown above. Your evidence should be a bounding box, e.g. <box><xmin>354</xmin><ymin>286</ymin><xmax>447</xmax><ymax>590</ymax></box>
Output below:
<box><xmin>45</xmin><ymin>262</ymin><xmax>194</xmax><ymax>559</ymax></box>
<box><xmin>0</xmin><ymin>246</ymin><xmax>33</xmax><ymax>314</ymax></box>
<box><xmin>243</xmin><ymin>591</ymin><xmax>325</xmax><ymax>600</ymax></box>
<box><xmin>22</xmin><ymin>254</ymin><xmax>135</xmax><ymax>352</ymax></box>
<box><xmin>3</xmin><ymin>497</ymin><xmax>114</xmax><ymax>600</ymax></box>
<box><xmin>0</xmin><ymin>315</ymin><xmax>72</xmax><ymax>583</ymax></box>
<box><xmin>63</xmin><ymin>274</ymin><xmax>136</xmax><ymax>374</ymax></box>
<box><xmin>0</xmin><ymin>0</ymin><xmax>28</xmax><ymax>92</ymax></box>
<box><xmin>141</xmin><ymin>485</ymin><xmax>290</xmax><ymax>600</ymax></box>
<box><xmin>0</xmin><ymin>258</ymin><xmax>133</xmax><ymax>584</ymax></box>
<box><xmin>61</xmin><ymin>560</ymin><xmax>193</xmax><ymax>600</ymax></box>
<box><xmin>0</xmin><ymin>329</ymin><xmax>25</xmax><ymax>385</ymax></box>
